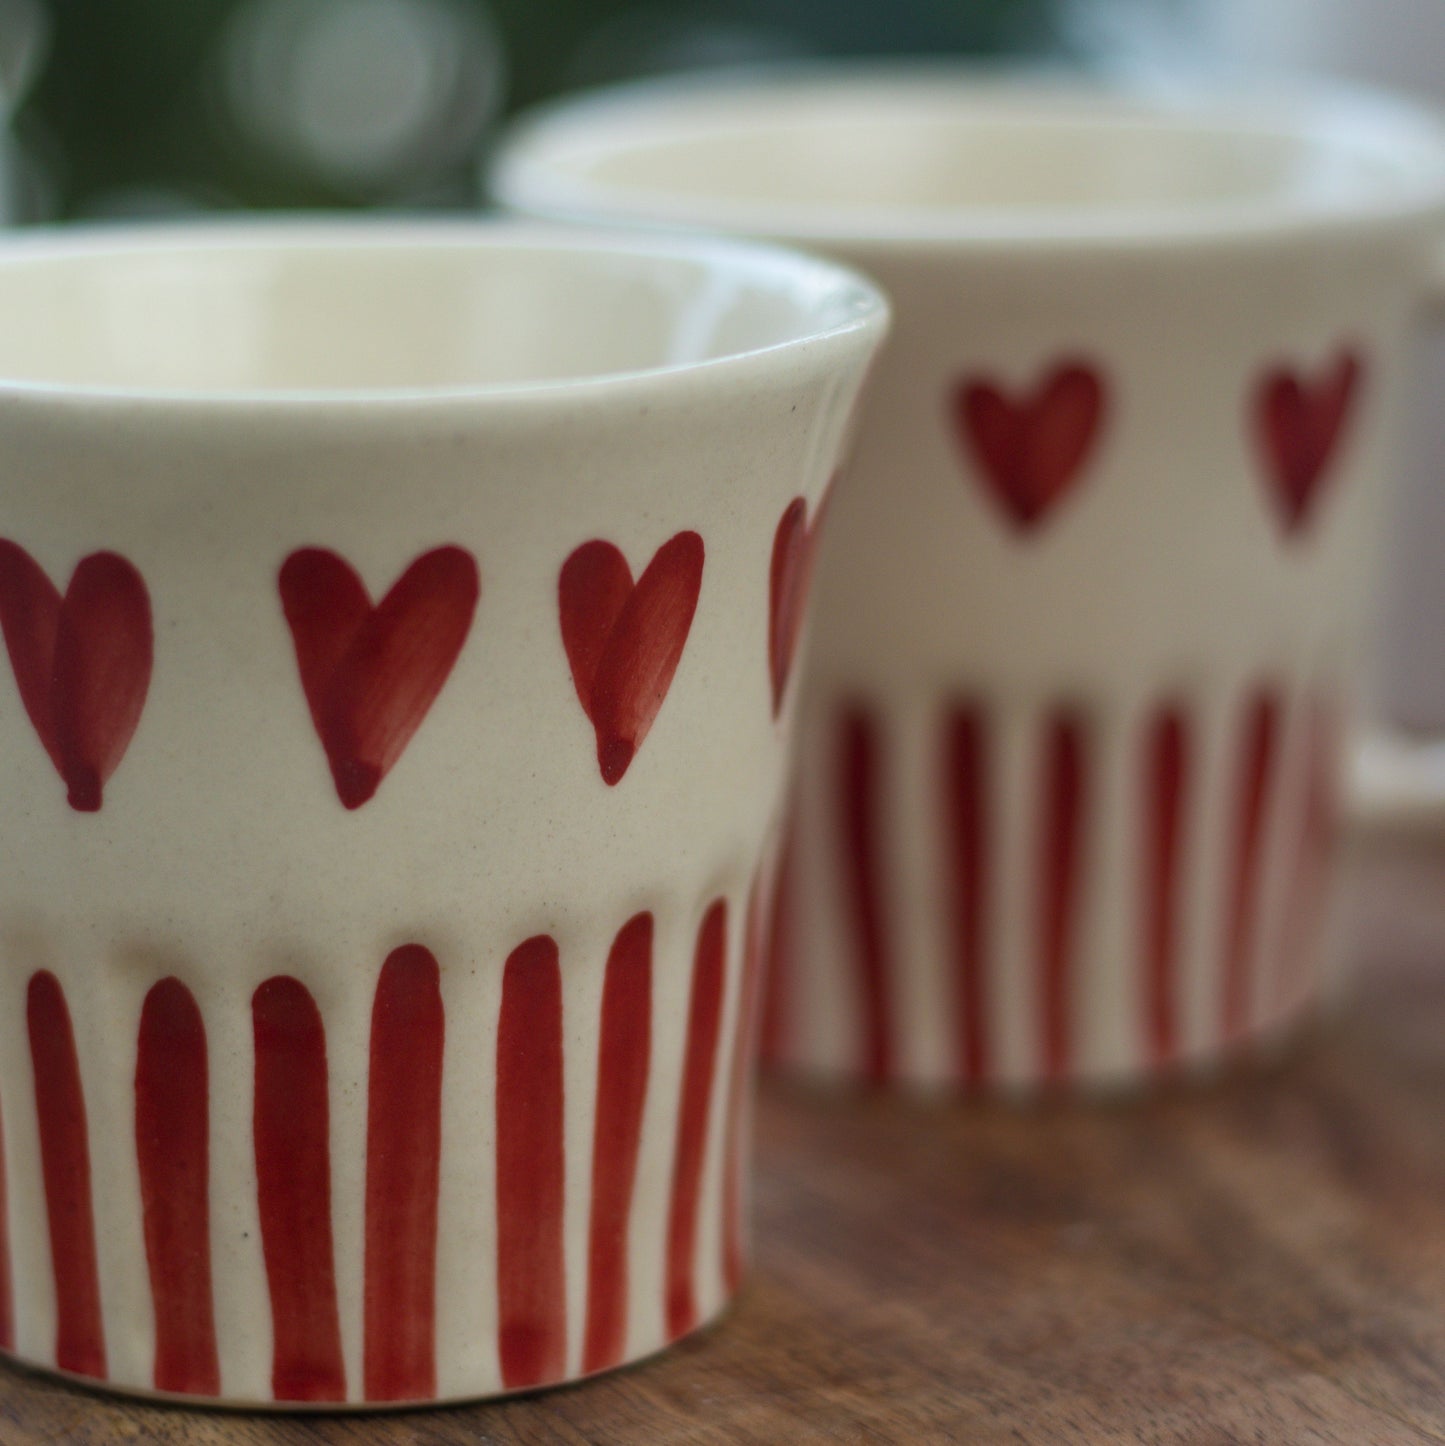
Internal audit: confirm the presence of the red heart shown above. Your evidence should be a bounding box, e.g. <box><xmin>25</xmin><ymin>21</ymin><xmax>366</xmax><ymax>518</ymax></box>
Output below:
<box><xmin>559</xmin><ymin>531</ymin><xmax>704</xmax><ymax>786</ymax></box>
<box><xmin>0</xmin><ymin>541</ymin><xmax>153</xmax><ymax>812</ymax></box>
<box><xmin>279</xmin><ymin>546</ymin><xmax>479</xmax><ymax>809</ymax></box>
<box><xmin>1254</xmin><ymin>349</ymin><xmax>1362</xmax><ymax>536</ymax></box>
<box><xmin>768</xmin><ymin>493</ymin><xmax>828</xmax><ymax>718</ymax></box>
<box><xmin>950</xmin><ymin>360</ymin><xmax>1107</xmax><ymax>532</ymax></box>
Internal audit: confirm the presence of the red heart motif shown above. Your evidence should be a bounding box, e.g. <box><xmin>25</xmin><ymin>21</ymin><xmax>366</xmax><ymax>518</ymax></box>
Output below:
<box><xmin>0</xmin><ymin>541</ymin><xmax>153</xmax><ymax>812</ymax></box>
<box><xmin>279</xmin><ymin>546</ymin><xmax>479</xmax><ymax>809</ymax></box>
<box><xmin>559</xmin><ymin>531</ymin><xmax>704</xmax><ymax>786</ymax></box>
<box><xmin>1254</xmin><ymin>348</ymin><xmax>1363</xmax><ymax>536</ymax></box>
<box><xmin>950</xmin><ymin>360</ymin><xmax>1107</xmax><ymax>532</ymax></box>
<box><xmin>769</xmin><ymin>493</ymin><xmax>828</xmax><ymax>718</ymax></box>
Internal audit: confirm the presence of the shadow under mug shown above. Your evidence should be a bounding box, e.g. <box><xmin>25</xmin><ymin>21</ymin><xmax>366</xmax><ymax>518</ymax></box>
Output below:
<box><xmin>494</xmin><ymin>69</ymin><xmax>1445</xmax><ymax>1092</ymax></box>
<box><xmin>0</xmin><ymin>221</ymin><xmax>887</xmax><ymax>1405</ymax></box>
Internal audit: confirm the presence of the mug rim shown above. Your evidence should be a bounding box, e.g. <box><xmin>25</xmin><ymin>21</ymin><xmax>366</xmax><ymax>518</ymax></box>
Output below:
<box><xmin>490</xmin><ymin>61</ymin><xmax>1445</xmax><ymax>249</ymax></box>
<box><xmin>0</xmin><ymin>216</ymin><xmax>889</xmax><ymax>408</ymax></box>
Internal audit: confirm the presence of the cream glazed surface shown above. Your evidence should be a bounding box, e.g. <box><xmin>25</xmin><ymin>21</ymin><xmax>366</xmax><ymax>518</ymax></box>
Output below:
<box><xmin>0</xmin><ymin>221</ymin><xmax>888</xmax><ymax>1404</ymax></box>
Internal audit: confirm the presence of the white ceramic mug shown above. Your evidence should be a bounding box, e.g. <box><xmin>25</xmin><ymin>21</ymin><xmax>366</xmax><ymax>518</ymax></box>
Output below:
<box><xmin>0</xmin><ymin>221</ymin><xmax>887</xmax><ymax>1404</ymax></box>
<box><xmin>495</xmin><ymin>70</ymin><xmax>1445</xmax><ymax>1092</ymax></box>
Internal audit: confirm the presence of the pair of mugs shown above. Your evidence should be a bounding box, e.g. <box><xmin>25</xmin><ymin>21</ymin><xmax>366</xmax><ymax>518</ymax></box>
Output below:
<box><xmin>3</xmin><ymin>69</ymin><xmax>1444</xmax><ymax>1408</ymax></box>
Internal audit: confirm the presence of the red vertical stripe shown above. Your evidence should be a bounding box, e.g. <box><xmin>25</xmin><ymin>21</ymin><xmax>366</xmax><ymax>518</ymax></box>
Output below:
<box><xmin>666</xmin><ymin>901</ymin><xmax>727</xmax><ymax>1339</ymax></box>
<box><xmin>26</xmin><ymin>971</ymin><xmax>105</xmax><ymax>1378</ymax></box>
<box><xmin>1222</xmin><ymin>689</ymin><xmax>1282</xmax><ymax>1041</ymax></box>
<box><xmin>944</xmin><ymin>705</ymin><xmax>990</xmax><ymax>1088</ymax></box>
<box><xmin>1144</xmin><ymin>708</ymin><xmax>1190</xmax><ymax>1070</ymax></box>
<box><xmin>722</xmin><ymin>883</ymin><xmax>766</xmax><ymax>1296</ymax></box>
<box><xmin>496</xmin><ymin>935</ymin><xmax>567</xmax><ymax>1390</ymax></box>
<box><xmin>839</xmin><ymin>706</ymin><xmax>893</xmax><ymax>1084</ymax></box>
<box><xmin>583</xmin><ymin>914</ymin><xmax>652</xmax><ymax>1375</ymax></box>
<box><xmin>1277</xmin><ymin>696</ymin><xmax>1339</xmax><ymax>1014</ymax></box>
<box><xmin>758</xmin><ymin>811</ymin><xmax>796</xmax><ymax>1069</ymax></box>
<box><xmin>252</xmin><ymin>976</ymin><xmax>345</xmax><ymax>1403</ymax></box>
<box><xmin>135</xmin><ymin>978</ymin><xmax>218</xmax><ymax>1395</ymax></box>
<box><xmin>363</xmin><ymin>946</ymin><xmax>444</xmax><ymax>1402</ymax></box>
<box><xmin>0</xmin><ymin>1086</ymin><xmax>12</xmax><ymax>1351</ymax></box>
<box><xmin>1039</xmin><ymin>714</ymin><xmax>1088</xmax><ymax>1087</ymax></box>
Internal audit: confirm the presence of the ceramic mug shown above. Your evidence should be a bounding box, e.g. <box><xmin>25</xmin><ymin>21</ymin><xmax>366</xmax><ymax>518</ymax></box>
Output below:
<box><xmin>495</xmin><ymin>70</ymin><xmax>1445</xmax><ymax>1092</ymax></box>
<box><xmin>0</xmin><ymin>221</ymin><xmax>886</xmax><ymax>1404</ymax></box>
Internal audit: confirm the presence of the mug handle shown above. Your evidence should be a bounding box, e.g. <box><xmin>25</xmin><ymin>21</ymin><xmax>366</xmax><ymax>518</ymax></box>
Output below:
<box><xmin>1350</xmin><ymin>731</ymin><xmax>1445</xmax><ymax>834</ymax></box>
<box><xmin>1348</xmin><ymin>243</ymin><xmax>1445</xmax><ymax>833</ymax></box>
<box><xmin>1427</xmin><ymin>241</ymin><xmax>1445</xmax><ymax>313</ymax></box>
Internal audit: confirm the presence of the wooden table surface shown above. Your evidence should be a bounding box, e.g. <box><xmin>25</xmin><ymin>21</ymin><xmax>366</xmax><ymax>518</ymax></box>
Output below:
<box><xmin>5</xmin><ymin>839</ymin><xmax>1445</xmax><ymax>1444</ymax></box>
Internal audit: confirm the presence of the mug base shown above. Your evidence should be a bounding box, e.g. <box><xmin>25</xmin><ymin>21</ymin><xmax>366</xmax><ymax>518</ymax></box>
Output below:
<box><xmin>762</xmin><ymin>1001</ymin><xmax>1323</xmax><ymax>1099</ymax></box>
<box><xmin>0</xmin><ymin>1294</ymin><xmax>740</xmax><ymax>1414</ymax></box>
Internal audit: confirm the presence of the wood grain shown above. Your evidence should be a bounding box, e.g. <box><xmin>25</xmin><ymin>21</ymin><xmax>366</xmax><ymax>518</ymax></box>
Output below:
<box><xmin>4</xmin><ymin>840</ymin><xmax>1445</xmax><ymax>1443</ymax></box>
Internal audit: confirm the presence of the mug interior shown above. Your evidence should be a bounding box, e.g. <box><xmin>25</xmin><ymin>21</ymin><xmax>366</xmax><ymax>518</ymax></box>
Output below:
<box><xmin>0</xmin><ymin>224</ymin><xmax>881</xmax><ymax>396</ymax></box>
<box><xmin>495</xmin><ymin>71</ymin><xmax>1445</xmax><ymax>240</ymax></box>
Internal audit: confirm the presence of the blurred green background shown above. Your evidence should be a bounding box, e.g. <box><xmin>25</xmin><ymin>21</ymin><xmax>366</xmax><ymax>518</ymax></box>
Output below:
<box><xmin>0</xmin><ymin>0</ymin><xmax>1070</xmax><ymax>220</ymax></box>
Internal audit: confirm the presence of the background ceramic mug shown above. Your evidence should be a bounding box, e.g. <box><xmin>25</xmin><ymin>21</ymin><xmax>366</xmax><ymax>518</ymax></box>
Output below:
<box><xmin>0</xmin><ymin>222</ymin><xmax>886</xmax><ymax>1404</ymax></box>
<box><xmin>495</xmin><ymin>70</ymin><xmax>1445</xmax><ymax>1092</ymax></box>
